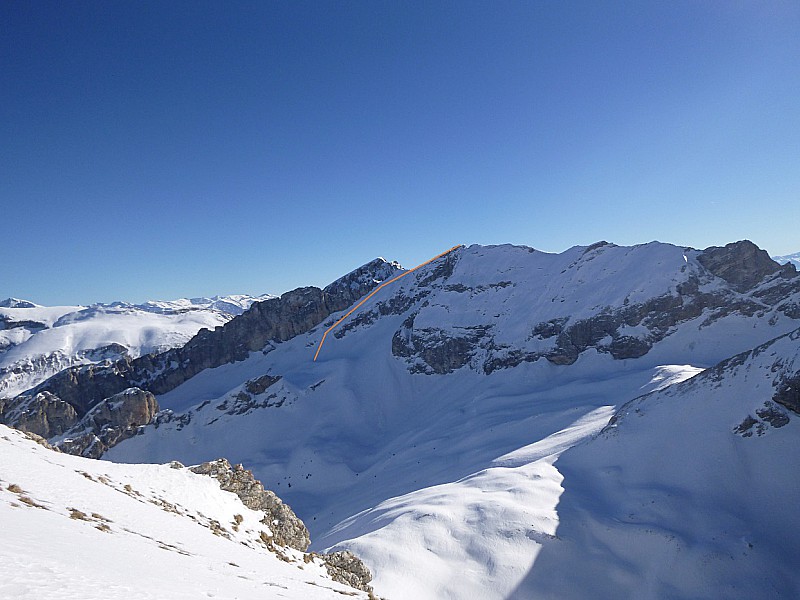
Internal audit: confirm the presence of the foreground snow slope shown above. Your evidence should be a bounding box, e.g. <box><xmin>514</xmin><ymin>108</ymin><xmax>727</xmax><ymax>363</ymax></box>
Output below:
<box><xmin>103</xmin><ymin>242</ymin><xmax>800</xmax><ymax>598</ymax></box>
<box><xmin>514</xmin><ymin>328</ymin><xmax>800</xmax><ymax>599</ymax></box>
<box><xmin>0</xmin><ymin>424</ymin><xmax>370</xmax><ymax>600</ymax></box>
<box><xmin>0</xmin><ymin>295</ymin><xmax>272</xmax><ymax>397</ymax></box>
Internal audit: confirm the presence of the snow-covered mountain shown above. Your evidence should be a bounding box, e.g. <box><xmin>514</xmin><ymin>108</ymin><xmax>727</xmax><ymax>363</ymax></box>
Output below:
<box><xmin>0</xmin><ymin>294</ymin><xmax>273</xmax><ymax>398</ymax></box>
<box><xmin>773</xmin><ymin>251</ymin><xmax>800</xmax><ymax>269</ymax></box>
<box><xmin>6</xmin><ymin>240</ymin><xmax>800</xmax><ymax>598</ymax></box>
<box><xmin>0</xmin><ymin>424</ymin><xmax>373</xmax><ymax>599</ymax></box>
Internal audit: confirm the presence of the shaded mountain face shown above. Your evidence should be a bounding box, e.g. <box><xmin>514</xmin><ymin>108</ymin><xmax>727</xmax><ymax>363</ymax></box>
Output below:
<box><xmin>4</xmin><ymin>240</ymin><xmax>800</xmax><ymax>599</ymax></box>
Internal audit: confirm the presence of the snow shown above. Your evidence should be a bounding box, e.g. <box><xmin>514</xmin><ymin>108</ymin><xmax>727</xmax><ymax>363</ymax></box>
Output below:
<box><xmin>513</xmin><ymin>329</ymin><xmax>800</xmax><ymax>598</ymax></box>
<box><xmin>324</xmin><ymin>407</ymin><xmax>614</xmax><ymax>599</ymax></box>
<box><xmin>0</xmin><ymin>294</ymin><xmax>273</xmax><ymax>397</ymax></box>
<box><xmin>772</xmin><ymin>252</ymin><xmax>800</xmax><ymax>269</ymax></box>
<box><xmin>15</xmin><ymin>241</ymin><xmax>800</xmax><ymax>598</ymax></box>
<box><xmin>0</xmin><ymin>424</ymin><xmax>369</xmax><ymax>599</ymax></box>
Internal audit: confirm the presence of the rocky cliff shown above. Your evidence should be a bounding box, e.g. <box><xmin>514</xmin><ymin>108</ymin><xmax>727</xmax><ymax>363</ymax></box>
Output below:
<box><xmin>0</xmin><ymin>258</ymin><xmax>401</xmax><ymax>446</ymax></box>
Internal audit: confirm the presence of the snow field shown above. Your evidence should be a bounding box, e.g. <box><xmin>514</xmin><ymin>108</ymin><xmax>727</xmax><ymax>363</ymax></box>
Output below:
<box><xmin>0</xmin><ymin>425</ymin><xmax>370</xmax><ymax>600</ymax></box>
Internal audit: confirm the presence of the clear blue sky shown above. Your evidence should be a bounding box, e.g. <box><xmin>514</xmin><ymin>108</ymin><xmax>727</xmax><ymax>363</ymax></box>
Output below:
<box><xmin>2</xmin><ymin>1</ymin><xmax>798</xmax><ymax>305</ymax></box>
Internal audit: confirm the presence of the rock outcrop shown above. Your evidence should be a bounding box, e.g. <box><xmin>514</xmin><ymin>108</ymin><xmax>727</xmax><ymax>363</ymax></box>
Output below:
<box><xmin>189</xmin><ymin>458</ymin><xmax>311</xmax><ymax>551</ymax></box>
<box><xmin>773</xmin><ymin>373</ymin><xmax>800</xmax><ymax>414</ymax></box>
<box><xmin>0</xmin><ymin>391</ymin><xmax>78</xmax><ymax>438</ymax></box>
<box><xmin>317</xmin><ymin>550</ymin><xmax>374</xmax><ymax>592</ymax></box>
<box><xmin>55</xmin><ymin>388</ymin><xmax>159</xmax><ymax>458</ymax></box>
<box><xmin>189</xmin><ymin>458</ymin><xmax>375</xmax><ymax>593</ymax></box>
<box><xmin>23</xmin><ymin>258</ymin><xmax>403</xmax><ymax>421</ymax></box>
<box><xmin>697</xmin><ymin>240</ymin><xmax>783</xmax><ymax>291</ymax></box>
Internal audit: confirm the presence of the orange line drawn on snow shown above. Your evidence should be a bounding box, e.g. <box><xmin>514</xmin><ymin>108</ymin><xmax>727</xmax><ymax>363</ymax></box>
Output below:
<box><xmin>313</xmin><ymin>244</ymin><xmax>462</xmax><ymax>361</ymax></box>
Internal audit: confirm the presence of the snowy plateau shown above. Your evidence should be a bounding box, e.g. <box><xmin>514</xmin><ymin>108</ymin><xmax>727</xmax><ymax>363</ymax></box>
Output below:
<box><xmin>2</xmin><ymin>240</ymin><xmax>800</xmax><ymax>599</ymax></box>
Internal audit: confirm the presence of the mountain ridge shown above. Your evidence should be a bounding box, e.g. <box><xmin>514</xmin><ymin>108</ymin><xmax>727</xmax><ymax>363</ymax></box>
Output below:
<box><xmin>3</xmin><ymin>239</ymin><xmax>800</xmax><ymax>598</ymax></box>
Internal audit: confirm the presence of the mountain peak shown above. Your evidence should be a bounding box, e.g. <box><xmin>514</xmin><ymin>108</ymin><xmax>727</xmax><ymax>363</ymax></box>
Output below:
<box><xmin>0</xmin><ymin>297</ymin><xmax>39</xmax><ymax>308</ymax></box>
<box><xmin>698</xmin><ymin>239</ymin><xmax>785</xmax><ymax>290</ymax></box>
<box><xmin>322</xmin><ymin>257</ymin><xmax>403</xmax><ymax>310</ymax></box>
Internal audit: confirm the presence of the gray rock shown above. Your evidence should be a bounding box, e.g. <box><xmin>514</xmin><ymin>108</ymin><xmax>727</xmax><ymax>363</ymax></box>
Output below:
<box><xmin>55</xmin><ymin>387</ymin><xmax>159</xmax><ymax>458</ymax></box>
<box><xmin>698</xmin><ymin>240</ymin><xmax>782</xmax><ymax>291</ymax></box>
<box><xmin>756</xmin><ymin>401</ymin><xmax>790</xmax><ymax>428</ymax></box>
<box><xmin>0</xmin><ymin>391</ymin><xmax>78</xmax><ymax>438</ymax></box>
<box><xmin>244</xmin><ymin>374</ymin><xmax>281</xmax><ymax>395</ymax></box>
<box><xmin>392</xmin><ymin>314</ymin><xmax>488</xmax><ymax>374</ymax></box>
<box><xmin>190</xmin><ymin>458</ymin><xmax>311</xmax><ymax>551</ymax></box>
<box><xmin>317</xmin><ymin>550</ymin><xmax>374</xmax><ymax>592</ymax></box>
<box><xmin>773</xmin><ymin>373</ymin><xmax>800</xmax><ymax>415</ymax></box>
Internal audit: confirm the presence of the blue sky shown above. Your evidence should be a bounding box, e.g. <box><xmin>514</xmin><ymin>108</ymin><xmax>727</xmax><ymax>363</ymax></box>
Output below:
<box><xmin>2</xmin><ymin>1</ymin><xmax>798</xmax><ymax>305</ymax></box>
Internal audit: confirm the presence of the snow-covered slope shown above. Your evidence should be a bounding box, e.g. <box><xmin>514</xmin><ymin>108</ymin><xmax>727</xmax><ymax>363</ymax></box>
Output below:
<box><xmin>773</xmin><ymin>251</ymin><xmax>800</xmax><ymax>269</ymax></box>
<box><xmin>513</xmin><ymin>327</ymin><xmax>800</xmax><ymax>599</ymax></box>
<box><xmin>0</xmin><ymin>295</ymin><xmax>272</xmax><ymax>398</ymax></box>
<box><xmin>98</xmin><ymin>241</ymin><xmax>800</xmax><ymax>598</ymax></box>
<box><xmin>0</xmin><ymin>424</ymin><xmax>372</xmax><ymax>599</ymax></box>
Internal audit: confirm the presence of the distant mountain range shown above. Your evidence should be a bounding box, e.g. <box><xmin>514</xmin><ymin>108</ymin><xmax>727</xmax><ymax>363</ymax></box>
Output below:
<box><xmin>773</xmin><ymin>251</ymin><xmax>800</xmax><ymax>269</ymax></box>
<box><xmin>0</xmin><ymin>294</ymin><xmax>273</xmax><ymax>398</ymax></box>
<box><xmin>2</xmin><ymin>240</ymin><xmax>800</xmax><ymax>598</ymax></box>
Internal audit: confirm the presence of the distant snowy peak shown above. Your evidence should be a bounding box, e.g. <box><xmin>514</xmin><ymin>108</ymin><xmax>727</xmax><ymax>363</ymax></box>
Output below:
<box><xmin>0</xmin><ymin>298</ymin><xmax>40</xmax><ymax>309</ymax></box>
<box><xmin>134</xmin><ymin>294</ymin><xmax>276</xmax><ymax>316</ymax></box>
<box><xmin>0</xmin><ymin>293</ymin><xmax>274</xmax><ymax>398</ymax></box>
<box><xmin>773</xmin><ymin>251</ymin><xmax>800</xmax><ymax>269</ymax></box>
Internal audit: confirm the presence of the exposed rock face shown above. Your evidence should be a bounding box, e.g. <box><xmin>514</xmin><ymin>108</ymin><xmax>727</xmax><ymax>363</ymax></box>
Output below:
<box><xmin>0</xmin><ymin>391</ymin><xmax>78</xmax><ymax>438</ymax></box>
<box><xmin>317</xmin><ymin>550</ymin><xmax>374</xmax><ymax>592</ymax></box>
<box><xmin>773</xmin><ymin>373</ymin><xmax>800</xmax><ymax>414</ymax></box>
<box><xmin>189</xmin><ymin>458</ymin><xmax>373</xmax><ymax>593</ymax></box>
<box><xmin>387</xmin><ymin>241</ymin><xmax>800</xmax><ymax>374</ymax></box>
<box><xmin>189</xmin><ymin>458</ymin><xmax>311</xmax><ymax>551</ymax></box>
<box><xmin>392</xmin><ymin>314</ymin><xmax>489</xmax><ymax>374</ymax></box>
<box><xmin>245</xmin><ymin>374</ymin><xmax>281</xmax><ymax>395</ymax></box>
<box><xmin>734</xmin><ymin>401</ymin><xmax>791</xmax><ymax>437</ymax></box>
<box><xmin>55</xmin><ymin>388</ymin><xmax>159</xmax><ymax>458</ymax></box>
<box><xmin>25</xmin><ymin>258</ymin><xmax>402</xmax><ymax>420</ymax></box>
<box><xmin>0</xmin><ymin>315</ymin><xmax>47</xmax><ymax>331</ymax></box>
<box><xmin>698</xmin><ymin>240</ymin><xmax>782</xmax><ymax>291</ymax></box>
